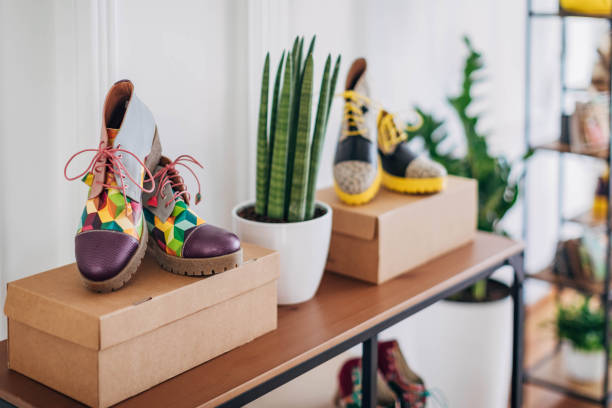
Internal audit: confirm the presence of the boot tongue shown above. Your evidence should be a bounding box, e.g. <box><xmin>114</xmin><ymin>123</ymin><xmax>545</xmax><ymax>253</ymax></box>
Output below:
<box><xmin>343</xmin><ymin>74</ymin><xmax>372</xmax><ymax>142</ymax></box>
<box><xmin>81</xmin><ymin>128</ymin><xmax>120</xmax><ymax>188</ymax></box>
<box><xmin>106</xmin><ymin>128</ymin><xmax>119</xmax><ymax>147</ymax></box>
<box><xmin>142</xmin><ymin>158</ymin><xmax>181</xmax><ymax>223</ymax></box>
<box><xmin>351</xmin><ymin>73</ymin><xmax>369</xmax><ymax>97</ymax></box>
<box><xmin>104</xmin><ymin>128</ymin><xmax>120</xmax><ymax>185</ymax></box>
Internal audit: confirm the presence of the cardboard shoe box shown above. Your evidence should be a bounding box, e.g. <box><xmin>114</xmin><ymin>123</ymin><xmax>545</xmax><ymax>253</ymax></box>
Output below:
<box><xmin>4</xmin><ymin>243</ymin><xmax>279</xmax><ymax>408</ymax></box>
<box><xmin>317</xmin><ymin>176</ymin><xmax>477</xmax><ymax>284</ymax></box>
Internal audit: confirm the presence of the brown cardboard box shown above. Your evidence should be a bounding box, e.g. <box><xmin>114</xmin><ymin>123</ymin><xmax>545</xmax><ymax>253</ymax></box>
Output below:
<box><xmin>4</xmin><ymin>243</ymin><xmax>279</xmax><ymax>408</ymax></box>
<box><xmin>317</xmin><ymin>176</ymin><xmax>477</xmax><ymax>284</ymax></box>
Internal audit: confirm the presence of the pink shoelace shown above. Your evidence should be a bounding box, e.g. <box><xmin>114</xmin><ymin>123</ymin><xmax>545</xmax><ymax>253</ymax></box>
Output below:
<box><xmin>152</xmin><ymin>155</ymin><xmax>203</xmax><ymax>207</ymax></box>
<box><xmin>64</xmin><ymin>142</ymin><xmax>155</xmax><ymax>213</ymax></box>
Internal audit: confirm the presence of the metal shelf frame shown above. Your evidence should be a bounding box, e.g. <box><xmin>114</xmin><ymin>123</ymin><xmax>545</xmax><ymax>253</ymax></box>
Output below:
<box><xmin>524</xmin><ymin>1</ymin><xmax>612</xmax><ymax>405</ymax></box>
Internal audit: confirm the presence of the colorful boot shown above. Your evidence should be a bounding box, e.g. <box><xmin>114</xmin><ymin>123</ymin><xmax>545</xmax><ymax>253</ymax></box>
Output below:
<box><xmin>333</xmin><ymin>58</ymin><xmax>381</xmax><ymax>205</ymax></box>
<box><xmin>377</xmin><ymin>110</ymin><xmax>446</xmax><ymax>194</ymax></box>
<box><xmin>335</xmin><ymin>357</ymin><xmax>400</xmax><ymax>408</ymax></box>
<box><xmin>64</xmin><ymin>80</ymin><xmax>160</xmax><ymax>292</ymax></box>
<box><xmin>378</xmin><ymin>340</ymin><xmax>427</xmax><ymax>408</ymax></box>
<box><xmin>143</xmin><ymin>155</ymin><xmax>242</xmax><ymax>275</ymax></box>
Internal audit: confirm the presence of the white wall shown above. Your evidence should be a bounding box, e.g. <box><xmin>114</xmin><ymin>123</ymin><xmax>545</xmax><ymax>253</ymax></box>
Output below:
<box><xmin>0</xmin><ymin>0</ymin><xmax>603</xmax><ymax>340</ymax></box>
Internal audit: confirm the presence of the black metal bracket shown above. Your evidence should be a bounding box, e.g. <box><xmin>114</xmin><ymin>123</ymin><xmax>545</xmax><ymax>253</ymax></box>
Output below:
<box><xmin>362</xmin><ymin>335</ymin><xmax>378</xmax><ymax>408</ymax></box>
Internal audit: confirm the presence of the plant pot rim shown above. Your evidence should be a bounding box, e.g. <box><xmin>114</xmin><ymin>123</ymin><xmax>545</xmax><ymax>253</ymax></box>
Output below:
<box><xmin>562</xmin><ymin>340</ymin><xmax>606</xmax><ymax>355</ymax></box>
<box><xmin>443</xmin><ymin>278</ymin><xmax>511</xmax><ymax>304</ymax></box>
<box><xmin>232</xmin><ymin>200</ymin><xmax>332</xmax><ymax>228</ymax></box>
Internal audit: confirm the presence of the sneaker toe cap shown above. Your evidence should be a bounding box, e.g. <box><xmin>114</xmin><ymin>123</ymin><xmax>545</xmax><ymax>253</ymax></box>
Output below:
<box><xmin>334</xmin><ymin>160</ymin><xmax>378</xmax><ymax>194</ymax></box>
<box><xmin>75</xmin><ymin>230</ymin><xmax>139</xmax><ymax>282</ymax></box>
<box><xmin>405</xmin><ymin>156</ymin><xmax>447</xmax><ymax>178</ymax></box>
<box><xmin>182</xmin><ymin>224</ymin><xmax>241</xmax><ymax>258</ymax></box>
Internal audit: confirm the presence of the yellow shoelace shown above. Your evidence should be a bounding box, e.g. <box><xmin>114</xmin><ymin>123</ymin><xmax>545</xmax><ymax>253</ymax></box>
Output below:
<box><xmin>341</xmin><ymin>90</ymin><xmax>374</xmax><ymax>138</ymax></box>
<box><xmin>377</xmin><ymin>111</ymin><xmax>423</xmax><ymax>154</ymax></box>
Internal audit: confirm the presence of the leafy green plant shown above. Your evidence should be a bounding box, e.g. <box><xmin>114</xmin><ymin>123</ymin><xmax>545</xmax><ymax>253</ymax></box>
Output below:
<box><xmin>406</xmin><ymin>36</ymin><xmax>531</xmax><ymax>301</ymax></box>
<box><xmin>556</xmin><ymin>296</ymin><xmax>607</xmax><ymax>352</ymax></box>
<box><xmin>256</xmin><ymin>36</ymin><xmax>341</xmax><ymax>222</ymax></box>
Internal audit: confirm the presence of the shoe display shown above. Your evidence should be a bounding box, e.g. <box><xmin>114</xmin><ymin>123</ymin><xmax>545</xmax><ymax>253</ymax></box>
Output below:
<box><xmin>560</xmin><ymin>0</ymin><xmax>611</xmax><ymax>16</ymax></box>
<box><xmin>64</xmin><ymin>80</ymin><xmax>160</xmax><ymax>292</ymax></box>
<box><xmin>377</xmin><ymin>110</ymin><xmax>447</xmax><ymax>194</ymax></box>
<box><xmin>593</xmin><ymin>168</ymin><xmax>609</xmax><ymax>220</ymax></box>
<box><xmin>378</xmin><ymin>340</ymin><xmax>427</xmax><ymax>408</ymax></box>
<box><xmin>335</xmin><ymin>357</ymin><xmax>400</xmax><ymax>408</ymax></box>
<box><xmin>143</xmin><ymin>155</ymin><xmax>242</xmax><ymax>276</ymax></box>
<box><xmin>333</xmin><ymin>58</ymin><xmax>381</xmax><ymax>205</ymax></box>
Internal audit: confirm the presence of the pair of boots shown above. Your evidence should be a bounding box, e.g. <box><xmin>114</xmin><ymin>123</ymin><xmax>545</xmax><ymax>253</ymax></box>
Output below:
<box><xmin>333</xmin><ymin>59</ymin><xmax>447</xmax><ymax>205</ymax></box>
<box><xmin>336</xmin><ymin>340</ymin><xmax>428</xmax><ymax>408</ymax></box>
<box><xmin>64</xmin><ymin>80</ymin><xmax>242</xmax><ymax>292</ymax></box>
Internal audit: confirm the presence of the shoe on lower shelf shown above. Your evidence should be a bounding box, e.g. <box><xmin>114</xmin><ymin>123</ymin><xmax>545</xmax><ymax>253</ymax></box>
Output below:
<box><xmin>335</xmin><ymin>357</ymin><xmax>400</xmax><ymax>408</ymax></box>
<box><xmin>378</xmin><ymin>340</ymin><xmax>428</xmax><ymax>408</ymax></box>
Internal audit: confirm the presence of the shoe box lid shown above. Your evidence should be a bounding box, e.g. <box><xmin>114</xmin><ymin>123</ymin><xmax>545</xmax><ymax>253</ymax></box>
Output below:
<box><xmin>318</xmin><ymin>175</ymin><xmax>477</xmax><ymax>241</ymax></box>
<box><xmin>4</xmin><ymin>243</ymin><xmax>279</xmax><ymax>351</ymax></box>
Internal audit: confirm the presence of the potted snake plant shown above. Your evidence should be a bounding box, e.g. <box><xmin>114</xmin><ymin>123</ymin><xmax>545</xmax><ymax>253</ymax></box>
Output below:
<box><xmin>232</xmin><ymin>36</ymin><xmax>341</xmax><ymax>305</ymax></box>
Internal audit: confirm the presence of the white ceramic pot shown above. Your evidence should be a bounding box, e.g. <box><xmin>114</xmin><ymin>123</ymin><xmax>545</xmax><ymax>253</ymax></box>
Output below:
<box><xmin>383</xmin><ymin>281</ymin><xmax>512</xmax><ymax>408</ymax></box>
<box><xmin>232</xmin><ymin>201</ymin><xmax>332</xmax><ymax>305</ymax></box>
<box><xmin>561</xmin><ymin>341</ymin><xmax>605</xmax><ymax>383</ymax></box>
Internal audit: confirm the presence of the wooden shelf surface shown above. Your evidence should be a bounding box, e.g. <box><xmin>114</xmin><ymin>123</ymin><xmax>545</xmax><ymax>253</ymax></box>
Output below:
<box><xmin>0</xmin><ymin>232</ymin><xmax>522</xmax><ymax>408</ymax></box>
<box><xmin>567</xmin><ymin>210</ymin><xmax>606</xmax><ymax>228</ymax></box>
<box><xmin>535</xmin><ymin>141</ymin><xmax>609</xmax><ymax>160</ymax></box>
<box><xmin>526</xmin><ymin>349</ymin><xmax>612</xmax><ymax>401</ymax></box>
<box><xmin>529</xmin><ymin>267</ymin><xmax>605</xmax><ymax>295</ymax></box>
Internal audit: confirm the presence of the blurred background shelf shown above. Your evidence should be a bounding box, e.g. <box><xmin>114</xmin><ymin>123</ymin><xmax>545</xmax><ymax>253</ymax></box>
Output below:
<box><xmin>530</xmin><ymin>268</ymin><xmax>606</xmax><ymax>295</ymax></box>
<box><xmin>534</xmin><ymin>141</ymin><xmax>609</xmax><ymax>160</ymax></box>
<box><xmin>566</xmin><ymin>211</ymin><xmax>606</xmax><ymax>228</ymax></box>
<box><xmin>526</xmin><ymin>349</ymin><xmax>612</xmax><ymax>404</ymax></box>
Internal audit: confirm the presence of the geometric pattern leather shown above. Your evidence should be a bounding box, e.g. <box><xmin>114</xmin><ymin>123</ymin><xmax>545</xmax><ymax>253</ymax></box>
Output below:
<box><xmin>144</xmin><ymin>199</ymin><xmax>204</xmax><ymax>257</ymax></box>
<box><xmin>77</xmin><ymin>172</ymin><xmax>144</xmax><ymax>240</ymax></box>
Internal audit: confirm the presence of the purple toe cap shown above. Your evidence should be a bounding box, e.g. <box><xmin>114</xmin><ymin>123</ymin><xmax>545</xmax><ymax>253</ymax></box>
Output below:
<box><xmin>182</xmin><ymin>224</ymin><xmax>241</xmax><ymax>258</ymax></box>
<box><xmin>75</xmin><ymin>230</ymin><xmax>139</xmax><ymax>282</ymax></box>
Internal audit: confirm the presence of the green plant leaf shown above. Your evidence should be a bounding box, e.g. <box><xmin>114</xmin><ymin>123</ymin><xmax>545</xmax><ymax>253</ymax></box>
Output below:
<box><xmin>556</xmin><ymin>296</ymin><xmax>608</xmax><ymax>352</ymax></box>
<box><xmin>288</xmin><ymin>55</ymin><xmax>314</xmax><ymax>222</ymax></box>
<box><xmin>306</xmin><ymin>35</ymin><xmax>316</xmax><ymax>60</ymax></box>
<box><xmin>255</xmin><ymin>53</ymin><xmax>270</xmax><ymax>215</ymax></box>
<box><xmin>410</xmin><ymin>37</ymin><xmax>530</xmax><ymax>299</ymax></box>
<box><xmin>267</xmin><ymin>53</ymin><xmax>293</xmax><ymax>220</ymax></box>
<box><xmin>326</xmin><ymin>55</ymin><xmax>342</xmax><ymax>126</ymax></box>
<box><xmin>285</xmin><ymin>36</ymin><xmax>310</xmax><ymax>216</ymax></box>
<box><xmin>305</xmin><ymin>54</ymin><xmax>332</xmax><ymax>219</ymax></box>
<box><xmin>268</xmin><ymin>51</ymin><xmax>286</xmax><ymax>176</ymax></box>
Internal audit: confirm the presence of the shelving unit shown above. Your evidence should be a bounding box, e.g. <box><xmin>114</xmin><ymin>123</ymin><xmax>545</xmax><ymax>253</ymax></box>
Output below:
<box><xmin>535</xmin><ymin>140</ymin><xmax>609</xmax><ymax>159</ymax></box>
<box><xmin>523</xmin><ymin>1</ymin><xmax>612</xmax><ymax>405</ymax></box>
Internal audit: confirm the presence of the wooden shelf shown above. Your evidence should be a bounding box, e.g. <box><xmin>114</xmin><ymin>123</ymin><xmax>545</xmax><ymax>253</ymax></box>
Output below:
<box><xmin>529</xmin><ymin>267</ymin><xmax>605</xmax><ymax>295</ymax></box>
<box><xmin>567</xmin><ymin>210</ymin><xmax>606</xmax><ymax>228</ymax></box>
<box><xmin>0</xmin><ymin>232</ymin><xmax>523</xmax><ymax>408</ymax></box>
<box><xmin>526</xmin><ymin>349</ymin><xmax>612</xmax><ymax>402</ymax></box>
<box><xmin>535</xmin><ymin>141</ymin><xmax>609</xmax><ymax>160</ymax></box>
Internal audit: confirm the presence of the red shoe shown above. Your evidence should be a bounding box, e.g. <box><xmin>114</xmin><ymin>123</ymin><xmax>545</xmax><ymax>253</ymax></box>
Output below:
<box><xmin>378</xmin><ymin>340</ymin><xmax>427</xmax><ymax>408</ymax></box>
<box><xmin>335</xmin><ymin>357</ymin><xmax>400</xmax><ymax>408</ymax></box>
